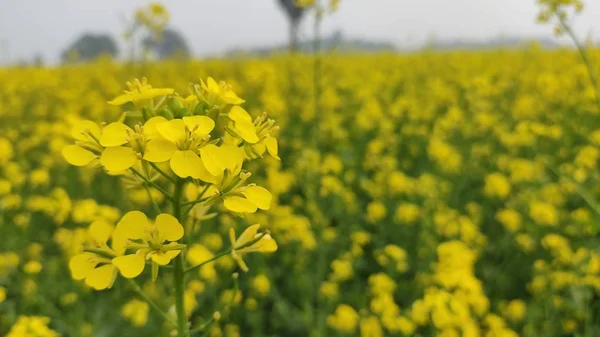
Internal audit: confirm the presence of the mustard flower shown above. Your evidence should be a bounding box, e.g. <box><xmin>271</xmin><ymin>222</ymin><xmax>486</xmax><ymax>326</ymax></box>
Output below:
<box><xmin>227</xmin><ymin>107</ymin><xmax>279</xmax><ymax>160</ymax></box>
<box><xmin>143</xmin><ymin>116</ymin><xmax>246</xmax><ymax>181</ymax></box>
<box><xmin>229</xmin><ymin>224</ymin><xmax>277</xmax><ymax>272</ymax></box>
<box><xmin>108</xmin><ymin>78</ymin><xmax>173</xmax><ymax>106</ymax></box>
<box><xmin>112</xmin><ymin>211</ymin><xmax>184</xmax><ymax>279</ymax></box>
<box><xmin>197</xmin><ymin>77</ymin><xmax>244</xmax><ymax>107</ymax></box>
<box><xmin>69</xmin><ymin>220</ymin><xmax>127</xmax><ymax>290</ymax></box>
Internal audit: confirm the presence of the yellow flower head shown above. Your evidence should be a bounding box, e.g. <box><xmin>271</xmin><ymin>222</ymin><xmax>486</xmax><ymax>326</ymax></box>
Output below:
<box><xmin>69</xmin><ymin>220</ymin><xmax>127</xmax><ymax>290</ymax></box>
<box><xmin>229</xmin><ymin>224</ymin><xmax>277</xmax><ymax>272</ymax></box>
<box><xmin>112</xmin><ymin>211</ymin><xmax>185</xmax><ymax>280</ymax></box>
<box><xmin>108</xmin><ymin>78</ymin><xmax>174</xmax><ymax>107</ymax></box>
<box><xmin>144</xmin><ymin>116</ymin><xmax>246</xmax><ymax>181</ymax></box>
<box><xmin>228</xmin><ymin>108</ymin><xmax>280</xmax><ymax>160</ymax></box>
<box><xmin>62</xmin><ymin>120</ymin><xmax>142</xmax><ymax>172</ymax></box>
<box><xmin>197</xmin><ymin>77</ymin><xmax>244</xmax><ymax>107</ymax></box>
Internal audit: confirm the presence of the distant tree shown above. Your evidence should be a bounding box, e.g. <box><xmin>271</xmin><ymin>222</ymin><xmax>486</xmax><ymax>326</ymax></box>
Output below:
<box><xmin>276</xmin><ymin>0</ymin><xmax>306</xmax><ymax>52</ymax></box>
<box><xmin>142</xmin><ymin>28</ymin><xmax>190</xmax><ymax>60</ymax></box>
<box><xmin>61</xmin><ymin>33</ymin><xmax>118</xmax><ymax>63</ymax></box>
<box><xmin>33</xmin><ymin>53</ymin><xmax>44</xmax><ymax>67</ymax></box>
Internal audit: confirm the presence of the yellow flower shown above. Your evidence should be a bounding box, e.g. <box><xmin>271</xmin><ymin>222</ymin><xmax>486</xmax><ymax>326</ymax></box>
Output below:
<box><xmin>0</xmin><ymin>138</ymin><xmax>13</xmax><ymax>164</ymax></box>
<box><xmin>227</xmin><ymin>108</ymin><xmax>280</xmax><ymax>160</ymax></box>
<box><xmin>484</xmin><ymin>172</ymin><xmax>511</xmax><ymax>199</ymax></box>
<box><xmin>69</xmin><ymin>220</ymin><xmax>126</xmax><ymax>290</ymax></box>
<box><xmin>251</xmin><ymin>274</ymin><xmax>271</xmax><ymax>296</ymax></box>
<box><xmin>327</xmin><ymin>304</ymin><xmax>359</xmax><ymax>334</ymax></box>
<box><xmin>496</xmin><ymin>208</ymin><xmax>522</xmax><ymax>232</ymax></box>
<box><xmin>198</xmin><ymin>77</ymin><xmax>244</xmax><ymax>107</ymax></box>
<box><xmin>112</xmin><ymin>211</ymin><xmax>185</xmax><ymax>279</ymax></box>
<box><xmin>330</xmin><ymin>259</ymin><xmax>353</xmax><ymax>282</ymax></box>
<box><xmin>108</xmin><ymin>78</ymin><xmax>174</xmax><ymax>106</ymax></box>
<box><xmin>62</xmin><ymin>121</ymin><xmax>140</xmax><ymax>172</ymax></box>
<box><xmin>529</xmin><ymin>201</ymin><xmax>559</xmax><ymax>226</ymax></box>
<box><xmin>229</xmin><ymin>224</ymin><xmax>277</xmax><ymax>272</ymax></box>
<box><xmin>360</xmin><ymin>316</ymin><xmax>383</xmax><ymax>337</ymax></box>
<box><xmin>501</xmin><ymin>299</ymin><xmax>527</xmax><ymax>322</ymax></box>
<box><xmin>23</xmin><ymin>261</ymin><xmax>42</xmax><ymax>275</ymax></box>
<box><xmin>222</xmin><ymin>184</ymin><xmax>272</xmax><ymax>214</ymax></box>
<box><xmin>0</xmin><ymin>286</ymin><xmax>6</xmax><ymax>303</ymax></box>
<box><xmin>366</xmin><ymin>201</ymin><xmax>387</xmax><ymax>223</ymax></box>
<box><xmin>144</xmin><ymin>116</ymin><xmax>246</xmax><ymax>180</ymax></box>
<box><xmin>7</xmin><ymin>316</ymin><xmax>59</xmax><ymax>337</ymax></box>
<box><xmin>121</xmin><ymin>299</ymin><xmax>150</xmax><ymax>327</ymax></box>
<box><xmin>319</xmin><ymin>281</ymin><xmax>339</xmax><ymax>299</ymax></box>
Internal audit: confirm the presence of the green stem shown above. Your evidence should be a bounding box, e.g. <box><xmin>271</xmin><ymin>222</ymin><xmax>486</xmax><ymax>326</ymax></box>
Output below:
<box><xmin>184</xmin><ymin>249</ymin><xmax>231</xmax><ymax>274</ymax></box>
<box><xmin>144</xmin><ymin>184</ymin><xmax>161</xmax><ymax>216</ymax></box>
<box><xmin>189</xmin><ymin>319</ymin><xmax>217</xmax><ymax>336</ymax></box>
<box><xmin>150</xmin><ymin>162</ymin><xmax>176</xmax><ymax>184</ymax></box>
<box><xmin>172</xmin><ymin>179</ymin><xmax>189</xmax><ymax>337</ymax></box>
<box><xmin>181</xmin><ymin>196</ymin><xmax>210</xmax><ymax>207</ymax></box>
<box><xmin>185</xmin><ymin>231</ymin><xmax>268</xmax><ymax>274</ymax></box>
<box><xmin>128</xmin><ymin>279</ymin><xmax>177</xmax><ymax>327</ymax></box>
<box><xmin>131</xmin><ymin>168</ymin><xmax>174</xmax><ymax>202</ymax></box>
<box><xmin>559</xmin><ymin>15</ymin><xmax>600</xmax><ymax>112</ymax></box>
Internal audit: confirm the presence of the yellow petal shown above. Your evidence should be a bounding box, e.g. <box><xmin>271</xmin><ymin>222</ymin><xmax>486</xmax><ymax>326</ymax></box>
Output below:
<box><xmin>232</xmin><ymin>251</ymin><xmax>249</xmax><ymax>272</ymax></box>
<box><xmin>224</xmin><ymin>196</ymin><xmax>257</xmax><ymax>214</ymax></box>
<box><xmin>116</xmin><ymin>211</ymin><xmax>148</xmax><ymax>240</ymax></box>
<box><xmin>100</xmin><ymin>147</ymin><xmax>137</xmax><ymax>171</ymax></box>
<box><xmin>206</xmin><ymin>77</ymin><xmax>219</xmax><ymax>91</ymax></box>
<box><xmin>85</xmin><ymin>265</ymin><xmax>117</xmax><ymax>290</ymax></box>
<box><xmin>143</xmin><ymin>116</ymin><xmax>169</xmax><ymax>139</ymax></box>
<box><xmin>151</xmin><ymin>250</ymin><xmax>181</xmax><ymax>266</ymax></box>
<box><xmin>144</xmin><ymin>139</ymin><xmax>176</xmax><ymax>162</ymax></box>
<box><xmin>146</xmin><ymin>88</ymin><xmax>175</xmax><ymax>98</ymax></box>
<box><xmin>100</xmin><ymin>122</ymin><xmax>132</xmax><ymax>147</ymax></box>
<box><xmin>88</xmin><ymin>220</ymin><xmax>114</xmax><ymax>245</ymax></box>
<box><xmin>222</xmin><ymin>90</ymin><xmax>245</xmax><ymax>105</ymax></box>
<box><xmin>170</xmin><ymin>150</ymin><xmax>204</xmax><ymax>179</ymax></box>
<box><xmin>219</xmin><ymin>144</ymin><xmax>245</xmax><ymax>170</ymax></box>
<box><xmin>234</xmin><ymin>224</ymin><xmax>261</xmax><ymax>248</ymax></box>
<box><xmin>195</xmin><ymin>165</ymin><xmax>221</xmax><ymax>184</ymax></box>
<box><xmin>62</xmin><ymin>145</ymin><xmax>96</xmax><ymax>166</ymax></box>
<box><xmin>244</xmin><ymin>186</ymin><xmax>272</xmax><ymax>210</ymax></box>
<box><xmin>155</xmin><ymin>213</ymin><xmax>184</xmax><ymax>242</ymax></box>
<box><xmin>156</xmin><ymin>119</ymin><xmax>186</xmax><ymax>144</ymax></box>
<box><xmin>107</xmin><ymin>93</ymin><xmax>132</xmax><ymax>105</ymax></box>
<box><xmin>199</xmin><ymin>144</ymin><xmax>226</xmax><ymax>176</ymax></box>
<box><xmin>113</xmin><ymin>254</ymin><xmax>146</xmax><ymax>278</ymax></box>
<box><xmin>69</xmin><ymin>253</ymin><xmax>97</xmax><ymax>280</ymax></box>
<box><xmin>252</xmin><ymin>234</ymin><xmax>278</xmax><ymax>253</ymax></box>
<box><xmin>111</xmin><ymin>229</ymin><xmax>128</xmax><ymax>256</ymax></box>
<box><xmin>264</xmin><ymin>136</ymin><xmax>280</xmax><ymax>160</ymax></box>
<box><xmin>183</xmin><ymin>116</ymin><xmax>215</xmax><ymax>136</ymax></box>
<box><xmin>229</xmin><ymin>106</ymin><xmax>253</xmax><ymax>123</ymax></box>
<box><xmin>71</xmin><ymin>121</ymin><xmax>101</xmax><ymax>141</ymax></box>
<box><xmin>235</xmin><ymin>120</ymin><xmax>259</xmax><ymax>144</ymax></box>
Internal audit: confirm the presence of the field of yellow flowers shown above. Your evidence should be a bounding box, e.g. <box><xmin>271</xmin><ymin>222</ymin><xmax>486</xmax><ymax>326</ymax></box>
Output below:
<box><xmin>2</xmin><ymin>49</ymin><xmax>600</xmax><ymax>337</ymax></box>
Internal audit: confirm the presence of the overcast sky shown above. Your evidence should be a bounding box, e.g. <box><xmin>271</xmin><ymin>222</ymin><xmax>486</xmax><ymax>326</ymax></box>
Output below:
<box><xmin>1</xmin><ymin>0</ymin><xmax>599</xmax><ymax>64</ymax></box>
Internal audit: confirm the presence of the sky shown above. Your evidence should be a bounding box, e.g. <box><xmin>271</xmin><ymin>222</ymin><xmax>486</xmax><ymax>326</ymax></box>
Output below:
<box><xmin>1</xmin><ymin>0</ymin><xmax>600</xmax><ymax>65</ymax></box>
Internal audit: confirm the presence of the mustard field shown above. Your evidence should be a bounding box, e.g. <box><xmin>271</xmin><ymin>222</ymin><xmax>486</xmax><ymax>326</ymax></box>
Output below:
<box><xmin>2</xmin><ymin>50</ymin><xmax>600</xmax><ymax>337</ymax></box>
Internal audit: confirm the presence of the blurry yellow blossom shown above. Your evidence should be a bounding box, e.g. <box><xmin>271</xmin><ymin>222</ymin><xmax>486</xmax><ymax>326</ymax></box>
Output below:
<box><xmin>484</xmin><ymin>173</ymin><xmax>511</xmax><ymax>199</ymax></box>
<box><xmin>251</xmin><ymin>274</ymin><xmax>271</xmax><ymax>296</ymax></box>
<box><xmin>327</xmin><ymin>304</ymin><xmax>359</xmax><ymax>334</ymax></box>
<box><xmin>121</xmin><ymin>299</ymin><xmax>149</xmax><ymax>326</ymax></box>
